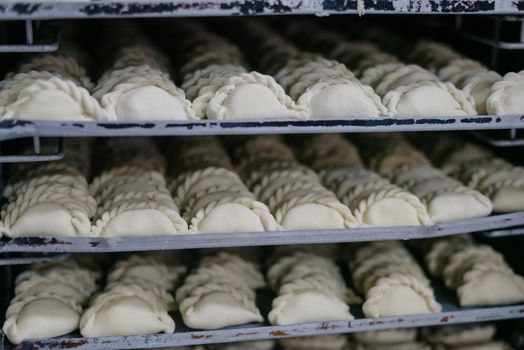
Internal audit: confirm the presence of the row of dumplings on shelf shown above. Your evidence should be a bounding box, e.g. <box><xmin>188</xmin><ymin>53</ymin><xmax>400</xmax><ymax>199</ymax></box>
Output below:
<box><xmin>286</xmin><ymin>22</ymin><xmax>524</xmax><ymax>117</ymax></box>
<box><xmin>2</xmin><ymin>20</ymin><xmax>523</xmax><ymax>122</ymax></box>
<box><xmin>2</xmin><ymin>134</ymin><xmax>524</xmax><ymax>237</ymax></box>
<box><xmin>172</xmin><ymin>323</ymin><xmax>513</xmax><ymax>350</ymax></box>
<box><xmin>4</xmin><ymin>242</ymin><xmax>523</xmax><ymax>344</ymax></box>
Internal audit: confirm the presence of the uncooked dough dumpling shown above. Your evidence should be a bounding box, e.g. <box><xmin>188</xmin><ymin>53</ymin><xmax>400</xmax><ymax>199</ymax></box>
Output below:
<box><xmin>3</xmin><ymin>293</ymin><xmax>82</xmax><ymax>345</ymax></box>
<box><xmin>268</xmin><ymin>251</ymin><xmax>355</xmax><ymax>326</ymax></box>
<box><xmin>342</xmin><ymin>183</ymin><xmax>431</xmax><ymax>227</ymax></box>
<box><xmin>362</xmin><ymin>274</ymin><xmax>441</xmax><ymax>318</ymax></box>
<box><xmin>191</xmin><ymin>71</ymin><xmax>308</xmax><ymax>120</ymax></box>
<box><xmin>0</xmin><ymin>144</ymin><xmax>95</xmax><ymax>238</ymax></box>
<box><xmin>179</xmin><ymin>283</ymin><xmax>263</xmax><ymax>329</ymax></box>
<box><xmin>177</xmin><ymin>252</ymin><xmax>263</xmax><ymax>329</ymax></box>
<box><xmin>79</xmin><ymin>284</ymin><xmax>175</xmax><ymax>337</ymax></box>
<box><xmin>93</xmin><ymin>65</ymin><xmax>196</xmax><ymax>121</ymax></box>
<box><xmin>0</xmin><ymin>51</ymin><xmax>108</xmax><ymax>121</ymax></box>
<box><xmin>90</xmin><ymin>139</ymin><xmax>188</xmax><ymax>237</ymax></box>
<box><xmin>382</xmin><ymin>80</ymin><xmax>476</xmax><ymax>116</ymax></box>
<box><xmin>349</xmin><ymin>242</ymin><xmax>440</xmax><ymax>318</ymax></box>
<box><xmin>487</xmin><ymin>71</ymin><xmax>524</xmax><ymax>115</ymax></box>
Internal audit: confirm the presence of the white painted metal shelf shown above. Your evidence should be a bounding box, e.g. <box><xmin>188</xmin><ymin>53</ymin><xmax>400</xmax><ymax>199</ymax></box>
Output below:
<box><xmin>0</xmin><ymin>0</ymin><xmax>521</xmax><ymax>20</ymax></box>
<box><xmin>0</xmin><ymin>211</ymin><xmax>523</xmax><ymax>253</ymax></box>
<box><xmin>3</xmin><ymin>299</ymin><xmax>523</xmax><ymax>349</ymax></box>
<box><xmin>0</xmin><ymin>116</ymin><xmax>523</xmax><ymax>142</ymax></box>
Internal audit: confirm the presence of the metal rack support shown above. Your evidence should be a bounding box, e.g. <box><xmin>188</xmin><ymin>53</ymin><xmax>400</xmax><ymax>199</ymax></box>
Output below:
<box><xmin>0</xmin><ymin>20</ymin><xmax>60</xmax><ymax>53</ymax></box>
<box><xmin>0</xmin><ymin>137</ymin><xmax>64</xmax><ymax>163</ymax></box>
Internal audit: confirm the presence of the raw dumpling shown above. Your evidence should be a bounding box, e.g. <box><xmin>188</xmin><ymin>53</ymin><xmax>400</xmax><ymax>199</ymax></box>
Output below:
<box><xmin>3</xmin><ymin>293</ymin><xmax>82</xmax><ymax>344</ymax></box>
<box><xmin>80</xmin><ymin>284</ymin><xmax>175</xmax><ymax>337</ymax></box>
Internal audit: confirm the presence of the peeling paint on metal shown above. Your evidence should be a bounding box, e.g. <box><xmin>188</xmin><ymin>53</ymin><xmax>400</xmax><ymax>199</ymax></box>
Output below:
<box><xmin>270</xmin><ymin>330</ymin><xmax>288</xmax><ymax>336</ymax></box>
<box><xmin>0</xmin><ymin>0</ymin><xmax>520</xmax><ymax>19</ymax></box>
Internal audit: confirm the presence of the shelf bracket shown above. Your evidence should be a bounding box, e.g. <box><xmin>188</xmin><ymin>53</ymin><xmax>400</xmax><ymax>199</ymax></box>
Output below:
<box><xmin>0</xmin><ymin>137</ymin><xmax>64</xmax><ymax>163</ymax></box>
<box><xmin>0</xmin><ymin>252</ymin><xmax>71</xmax><ymax>266</ymax></box>
<box><xmin>0</xmin><ymin>20</ymin><xmax>60</xmax><ymax>53</ymax></box>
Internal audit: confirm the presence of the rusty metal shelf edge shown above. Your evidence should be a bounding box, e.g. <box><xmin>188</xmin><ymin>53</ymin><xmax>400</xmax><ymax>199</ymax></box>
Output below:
<box><xmin>1</xmin><ymin>211</ymin><xmax>523</xmax><ymax>253</ymax></box>
<box><xmin>0</xmin><ymin>115</ymin><xmax>523</xmax><ymax>141</ymax></box>
<box><xmin>8</xmin><ymin>304</ymin><xmax>524</xmax><ymax>350</ymax></box>
<box><xmin>0</xmin><ymin>0</ymin><xmax>522</xmax><ymax>20</ymax></box>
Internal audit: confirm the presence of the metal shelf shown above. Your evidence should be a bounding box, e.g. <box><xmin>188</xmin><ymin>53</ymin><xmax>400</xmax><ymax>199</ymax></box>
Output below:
<box><xmin>483</xmin><ymin>227</ymin><xmax>524</xmax><ymax>238</ymax></box>
<box><xmin>0</xmin><ymin>116</ymin><xmax>523</xmax><ymax>141</ymax></box>
<box><xmin>0</xmin><ymin>253</ymin><xmax>70</xmax><ymax>266</ymax></box>
<box><xmin>1</xmin><ymin>211</ymin><xmax>523</xmax><ymax>253</ymax></box>
<box><xmin>4</xmin><ymin>301</ymin><xmax>523</xmax><ymax>349</ymax></box>
<box><xmin>469</xmin><ymin>130</ymin><xmax>524</xmax><ymax>147</ymax></box>
<box><xmin>0</xmin><ymin>0</ymin><xmax>521</xmax><ymax>20</ymax></box>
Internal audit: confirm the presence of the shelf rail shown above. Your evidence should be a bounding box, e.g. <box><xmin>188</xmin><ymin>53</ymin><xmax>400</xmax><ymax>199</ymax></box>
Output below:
<box><xmin>1</xmin><ymin>211</ymin><xmax>523</xmax><ymax>253</ymax></box>
<box><xmin>0</xmin><ymin>116</ymin><xmax>522</xmax><ymax>143</ymax></box>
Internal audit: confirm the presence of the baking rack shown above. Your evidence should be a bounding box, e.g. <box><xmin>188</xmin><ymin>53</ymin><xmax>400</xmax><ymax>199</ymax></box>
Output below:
<box><xmin>0</xmin><ymin>115</ymin><xmax>523</xmax><ymax>141</ymax></box>
<box><xmin>0</xmin><ymin>3</ymin><xmax>524</xmax><ymax>349</ymax></box>
<box><xmin>0</xmin><ymin>0</ymin><xmax>521</xmax><ymax>20</ymax></box>
<box><xmin>2</xmin><ymin>289</ymin><xmax>523</xmax><ymax>349</ymax></box>
<box><xmin>0</xmin><ymin>211</ymin><xmax>523</xmax><ymax>254</ymax></box>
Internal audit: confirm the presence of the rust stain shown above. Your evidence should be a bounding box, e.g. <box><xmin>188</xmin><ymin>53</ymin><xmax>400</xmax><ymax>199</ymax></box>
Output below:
<box><xmin>270</xmin><ymin>330</ymin><xmax>288</xmax><ymax>337</ymax></box>
<box><xmin>55</xmin><ymin>339</ymin><xmax>89</xmax><ymax>348</ymax></box>
<box><xmin>319</xmin><ymin>322</ymin><xmax>329</xmax><ymax>330</ymax></box>
<box><xmin>441</xmin><ymin>316</ymin><xmax>449</xmax><ymax>322</ymax></box>
<box><xmin>235</xmin><ymin>332</ymin><xmax>258</xmax><ymax>337</ymax></box>
<box><xmin>191</xmin><ymin>334</ymin><xmax>212</xmax><ymax>339</ymax></box>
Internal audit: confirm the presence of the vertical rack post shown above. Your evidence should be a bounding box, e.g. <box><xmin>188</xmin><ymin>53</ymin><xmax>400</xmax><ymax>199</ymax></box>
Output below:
<box><xmin>490</xmin><ymin>17</ymin><xmax>501</xmax><ymax>69</ymax></box>
<box><xmin>25</xmin><ymin>20</ymin><xmax>34</xmax><ymax>45</ymax></box>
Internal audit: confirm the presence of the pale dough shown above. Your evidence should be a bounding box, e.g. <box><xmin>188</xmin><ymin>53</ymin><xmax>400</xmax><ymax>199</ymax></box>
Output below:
<box><xmin>3</xmin><ymin>293</ymin><xmax>82</xmax><ymax>345</ymax></box>
<box><xmin>80</xmin><ymin>285</ymin><xmax>175</xmax><ymax>337</ymax></box>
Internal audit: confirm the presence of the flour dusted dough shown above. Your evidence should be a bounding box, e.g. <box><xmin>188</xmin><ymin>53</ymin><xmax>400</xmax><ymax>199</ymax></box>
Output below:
<box><xmin>15</xmin><ymin>274</ymin><xmax>91</xmax><ymax>305</ymax></box>
<box><xmin>487</xmin><ymin>71</ymin><xmax>524</xmax><ymax>115</ymax></box>
<box><xmin>406</xmin><ymin>176</ymin><xmax>492</xmax><ymax>222</ymax></box>
<box><xmin>0</xmin><ymin>71</ymin><xmax>107</xmax><ymax>121</ymax></box>
<box><xmin>80</xmin><ymin>284</ymin><xmax>175</xmax><ymax>337</ymax></box>
<box><xmin>274</xmin><ymin>192</ymin><xmax>358</xmax><ymax>230</ymax></box>
<box><xmin>93</xmin><ymin>65</ymin><xmax>196</xmax><ymax>121</ymax></box>
<box><xmin>374</xmin><ymin>64</ymin><xmax>437</xmax><ymax>96</ymax></box>
<box><xmin>188</xmin><ymin>195</ymin><xmax>279</xmax><ymax>233</ymax></box>
<box><xmin>457</xmin><ymin>264</ymin><xmax>524</xmax><ymax>306</ymax></box>
<box><xmin>3</xmin><ymin>293</ymin><xmax>82</xmax><ymax>344</ymax></box>
<box><xmin>343</xmin><ymin>183</ymin><xmax>431</xmax><ymax>227</ymax></box>
<box><xmin>91</xmin><ymin>199</ymin><xmax>188</xmax><ymax>236</ymax></box>
<box><xmin>179</xmin><ymin>283</ymin><xmax>263</xmax><ymax>329</ymax></box>
<box><xmin>107</xmin><ymin>255</ymin><xmax>180</xmax><ymax>289</ymax></box>
<box><xmin>362</xmin><ymin>274</ymin><xmax>442</xmax><ymax>318</ymax></box>
<box><xmin>191</xmin><ymin>72</ymin><xmax>308</xmax><ymax>120</ymax></box>
<box><xmin>268</xmin><ymin>279</ymin><xmax>354</xmax><ymax>325</ymax></box>
<box><xmin>200</xmin><ymin>252</ymin><xmax>265</xmax><ymax>289</ymax></box>
<box><xmin>0</xmin><ymin>192</ymin><xmax>92</xmax><ymax>237</ymax></box>
<box><xmin>268</xmin><ymin>251</ymin><xmax>355</xmax><ymax>325</ymax></box>
<box><xmin>383</xmin><ymin>81</ymin><xmax>476</xmax><ymax>116</ymax></box>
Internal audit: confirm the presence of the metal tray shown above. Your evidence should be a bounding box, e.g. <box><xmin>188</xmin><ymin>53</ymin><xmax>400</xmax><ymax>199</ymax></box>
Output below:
<box><xmin>1</xmin><ymin>211</ymin><xmax>523</xmax><ymax>253</ymax></box>
<box><xmin>3</xmin><ymin>298</ymin><xmax>523</xmax><ymax>349</ymax></box>
<box><xmin>0</xmin><ymin>116</ymin><xmax>523</xmax><ymax>142</ymax></box>
<box><xmin>0</xmin><ymin>0</ymin><xmax>520</xmax><ymax>20</ymax></box>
